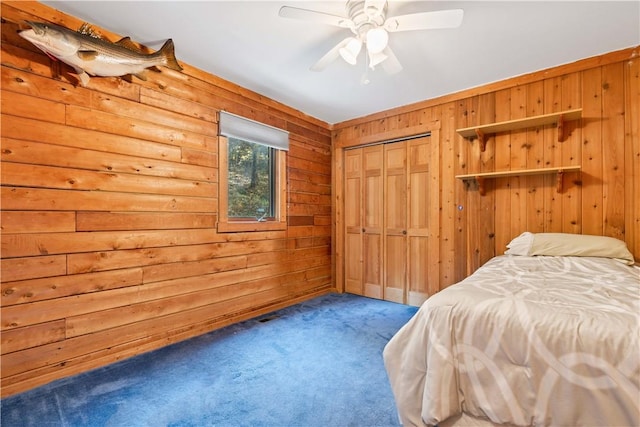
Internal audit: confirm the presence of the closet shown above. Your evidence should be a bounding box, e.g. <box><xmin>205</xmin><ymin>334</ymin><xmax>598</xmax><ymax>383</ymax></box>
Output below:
<box><xmin>343</xmin><ymin>135</ymin><xmax>431</xmax><ymax>306</ymax></box>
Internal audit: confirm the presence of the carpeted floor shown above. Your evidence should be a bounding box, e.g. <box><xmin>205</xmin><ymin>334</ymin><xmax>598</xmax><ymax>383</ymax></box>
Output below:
<box><xmin>1</xmin><ymin>293</ymin><xmax>418</xmax><ymax>427</ymax></box>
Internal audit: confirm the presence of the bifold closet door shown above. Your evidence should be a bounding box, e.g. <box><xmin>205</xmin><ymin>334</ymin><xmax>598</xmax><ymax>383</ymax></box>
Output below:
<box><xmin>362</xmin><ymin>146</ymin><xmax>384</xmax><ymax>299</ymax></box>
<box><xmin>343</xmin><ymin>137</ymin><xmax>430</xmax><ymax>306</ymax></box>
<box><xmin>344</xmin><ymin>149</ymin><xmax>362</xmax><ymax>295</ymax></box>
<box><xmin>343</xmin><ymin>146</ymin><xmax>384</xmax><ymax>299</ymax></box>
<box><xmin>382</xmin><ymin>137</ymin><xmax>430</xmax><ymax>305</ymax></box>
<box><xmin>406</xmin><ymin>137</ymin><xmax>430</xmax><ymax>306</ymax></box>
<box><xmin>383</xmin><ymin>143</ymin><xmax>407</xmax><ymax>303</ymax></box>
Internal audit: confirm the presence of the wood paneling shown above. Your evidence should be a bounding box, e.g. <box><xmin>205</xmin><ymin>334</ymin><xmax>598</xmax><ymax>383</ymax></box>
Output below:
<box><xmin>334</xmin><ymin>45</ymin><xmax>640</xmax><ymax>292</ymax></box>
<box><xmin>1</xmin><ymin>1</ymin><xmax>332</xmax><ymax>397</ymax></box>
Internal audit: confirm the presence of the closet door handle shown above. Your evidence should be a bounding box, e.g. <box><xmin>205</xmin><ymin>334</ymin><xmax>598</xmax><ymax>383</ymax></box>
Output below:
<box><xmin>402</xmin><ymin>230</ymin><xmax>407</xmax><ymax>235</ymax></box>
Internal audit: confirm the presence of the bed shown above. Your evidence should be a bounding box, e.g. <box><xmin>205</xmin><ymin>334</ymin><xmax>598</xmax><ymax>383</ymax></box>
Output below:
<box><xmin>383</xmin><ymin>233</ymin><xmax>639</xmax><ymax>427</ymax></box>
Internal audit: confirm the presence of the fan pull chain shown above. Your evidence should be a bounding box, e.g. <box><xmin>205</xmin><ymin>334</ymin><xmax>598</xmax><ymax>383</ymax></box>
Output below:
<box><xmin>361</xmin><ymin>52</ymin><xmax>371</xmax><ymax>85</ymax></box>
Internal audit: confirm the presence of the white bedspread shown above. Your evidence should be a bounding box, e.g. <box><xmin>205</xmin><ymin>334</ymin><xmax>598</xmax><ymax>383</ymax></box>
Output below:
<box><xmin>383</xmin><ymin>255</ymin><xmax>640</xmax><ymax>427</ymax></box>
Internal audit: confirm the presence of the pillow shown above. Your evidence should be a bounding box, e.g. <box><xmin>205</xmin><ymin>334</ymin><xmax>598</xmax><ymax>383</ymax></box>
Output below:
<box><xmin>504</xmin><ymin>232</ymin><xmax>534</xmax><ymax>256</ymax></box>
<box><xmin>505</xmin><ymin>232</ymin><xmax>635</xmax><ymax>265</ymax></box>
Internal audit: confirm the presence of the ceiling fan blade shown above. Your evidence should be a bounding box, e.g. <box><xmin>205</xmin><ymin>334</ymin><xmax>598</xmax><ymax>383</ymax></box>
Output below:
<box><xmin>380</xmin><ymin>46</ymin><xmax>403</xmax><ymax>75</ymax></box>
<box><xmin>310</xmin><ymin>37</ymin><xmax>351</xmax><ymax>71</ymax></box>
<box><xmin>279</xmin><ymin>6</ymin><xmax>354</xmax><ymax>29</ymax></box>
<box><xmin>384</xmin><ymin>9</ymin><xmax>464</xmax><ymax>32</ymax></box>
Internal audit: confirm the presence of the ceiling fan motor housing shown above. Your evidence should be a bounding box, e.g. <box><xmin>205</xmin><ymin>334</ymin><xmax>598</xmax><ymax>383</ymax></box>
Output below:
<box><xmin>346</xmin><ymin>0</ymin><xmax>388</xmax><ymax>38</ymax></box>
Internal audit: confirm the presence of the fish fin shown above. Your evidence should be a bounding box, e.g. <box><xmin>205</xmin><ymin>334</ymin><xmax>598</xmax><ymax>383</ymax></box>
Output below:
<box><xmin>115</xmin><ymin>36</ymin><xmax>147</xmax><ymax>53</ymax></box>
<box><xmin>134</xmin><ymin>71</ymin><xmax>148</xmax><ymax>81</ymax></box>
<box><xmin>44</xmin><ymin>52</ymin><xmax>59</xmax><ymax>62</ymax></box>
<box><xmin>77</xmin><ymin>22</ymin><xmax>109</xmax><ymax>42</ymax></box>
<box><xmin>78</xmin><ymin>23</ymin><xmax>106</xmax><ymax>40</ymax></box>
<box><xmin>77</xmin><ymin>23</ymin><xmax>91</xmax><ymax>35</ymax></box>
<box><xmin>158</xmin><ymin>39</ymin><xmax>183</xmax><ymax>72</ymax></box>
<box><xmin>75</xmin><ymin>70</ymin><xmax>91</xmax><ymax>87</ymax></box>
<box><xmin>77</xmin><ymin>50</ymin><xmax>99</xmax><ymax>61</ymax></box>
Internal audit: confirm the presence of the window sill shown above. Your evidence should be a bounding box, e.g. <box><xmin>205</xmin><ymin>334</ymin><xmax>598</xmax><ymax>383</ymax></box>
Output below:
<box><xmin>217</xmin><ymin>220</ymin><xmax>287</xmax><ymax>233</ymax></box>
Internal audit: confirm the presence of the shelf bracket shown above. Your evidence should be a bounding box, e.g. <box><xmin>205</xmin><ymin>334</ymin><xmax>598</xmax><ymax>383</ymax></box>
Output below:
<box><xmin>476</xmin><ymin>176</ymin><xmax>486</xmax><ymax>196</ymax></box>
<box><xmin>557</xmin><ymin>113</ymin><xmax>565</xmax><ymax>142</ymax></box>
<box><xmin>556</xmin><ymin>170</ymin><xmax>564</xmax><ymax>193</ymax></box>
<box><xmin>475</xmin><ymin>128</ymin><xmax>486</xmax><ymax>152</ymax></box>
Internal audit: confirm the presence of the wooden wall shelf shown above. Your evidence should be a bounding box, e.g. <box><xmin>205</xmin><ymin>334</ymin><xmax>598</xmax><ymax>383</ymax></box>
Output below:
<box><xmin>456</xmin><ymin>166</ymin><xmax>581</xmax><ymax>196</ymax></box>
<box><xmin>456</xmin><ymin>108</ymin><xmax>582</xmax><ymax>151</ymax></box>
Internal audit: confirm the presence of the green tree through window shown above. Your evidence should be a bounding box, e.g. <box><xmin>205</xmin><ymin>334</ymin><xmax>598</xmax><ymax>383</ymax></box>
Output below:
<box><xmin>227</xmin><ymin>137</ymin><xmax>275</xmax><ymax>219</ymax></box>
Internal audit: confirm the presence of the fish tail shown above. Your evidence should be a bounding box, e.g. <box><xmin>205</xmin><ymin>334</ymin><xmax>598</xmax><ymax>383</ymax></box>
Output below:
<box><xmin>158</xmin><ymin>39</ymin><xmax>183</xmax><ymax>72</ymax></box>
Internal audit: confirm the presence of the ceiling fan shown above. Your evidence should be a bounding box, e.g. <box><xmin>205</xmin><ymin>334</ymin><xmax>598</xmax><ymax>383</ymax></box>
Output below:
<box><xmin>279</xmin><ymin>0</ymin><xmax>463</xmax><ymax>76</ymax></box>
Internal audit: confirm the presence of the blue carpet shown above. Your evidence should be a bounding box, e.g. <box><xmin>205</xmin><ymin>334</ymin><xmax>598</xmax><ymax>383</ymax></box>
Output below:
<box><xmin>1</xmin><ymin>293</ymin><xmax>418</xmax><ymax>427</ymax></box>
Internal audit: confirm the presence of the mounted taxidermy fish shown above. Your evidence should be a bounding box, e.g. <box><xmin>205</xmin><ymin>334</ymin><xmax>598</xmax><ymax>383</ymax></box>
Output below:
<box><xmin>18</xmin><ymin>21</ymin><xmax>182</xmax><ymax>86</ymax></box>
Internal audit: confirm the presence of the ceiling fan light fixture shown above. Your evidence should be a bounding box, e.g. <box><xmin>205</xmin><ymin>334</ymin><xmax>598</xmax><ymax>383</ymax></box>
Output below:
<box><xmin>366</xmin><ymin>27</ymin><xmax>388</xmax><ymax>54</ymax></box>
<box><xmin>368</xmin><ymin>50</ymin><xmax>387</xmax><ymax>69</ymax></box>
<box><xmin>339</xmin><ymin>37</ymin><xmax>362</xmax><ymax>65</ymax></box>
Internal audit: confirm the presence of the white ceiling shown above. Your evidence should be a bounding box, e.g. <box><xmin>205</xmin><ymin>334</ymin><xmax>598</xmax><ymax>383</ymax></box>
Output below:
<box><xmin>41</xmin><ymin>1</ymin><xmax>639</xmax><ymax>124</ymax></box>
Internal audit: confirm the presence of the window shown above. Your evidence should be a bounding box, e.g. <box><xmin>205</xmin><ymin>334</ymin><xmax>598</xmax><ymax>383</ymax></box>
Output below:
<box><xmin>218</xmin><ymin>111</ymin><xmax>288</xmax><ymax>232</ymax></box>
<box><xmin>227</xmin><ymin>138</ymin><xmax>275</xmax><ymax>219</ymax></box>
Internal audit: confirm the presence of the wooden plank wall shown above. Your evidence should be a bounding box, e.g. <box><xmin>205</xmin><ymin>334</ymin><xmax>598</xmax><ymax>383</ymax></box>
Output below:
<box><xmin>333</xmin><ymin>46</ymin><xmax>639</xmax><ymax>288</ymax></box>
<box><xmin>0</xmin><ymin>2</ymin><xmax>332</xmax><ymax>397</ymax></box>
